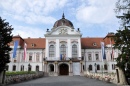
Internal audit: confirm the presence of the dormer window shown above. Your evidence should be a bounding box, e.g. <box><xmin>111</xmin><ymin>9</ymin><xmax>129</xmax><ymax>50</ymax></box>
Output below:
<box><xmin>31</xmin><ymin>43</ymin><xmax>35</xmax><ymax>47</ymax></box>
<box><xmin>93</xmin><ymin>42</ymin><xmax>97</xmax><ymax>46</ymax></box>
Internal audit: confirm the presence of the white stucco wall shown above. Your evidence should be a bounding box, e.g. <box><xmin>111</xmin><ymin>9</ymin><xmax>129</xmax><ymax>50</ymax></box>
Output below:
<box><xmin>7</xmin><ymin>48</ymin><xmax>45</xmax><ymax>72</ymax></box>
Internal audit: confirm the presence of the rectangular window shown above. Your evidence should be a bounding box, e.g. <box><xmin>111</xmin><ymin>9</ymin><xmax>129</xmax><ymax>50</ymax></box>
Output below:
<box><xmin>29</xmin><ymin>56</ymin><xmax>32</xmax><ymax>61</ymax></box>
<box><xmin>95</xmin><ymin>54</ymin><xmax>99</xmax><ymax>60</ymax></box>
<box><xmin>36</xmin><ymin>53</ymin><xmax>40</xmax><ymax>62</ymax></box>
<box><xmin>49</xmin><ymin>45</ymin><xmax>55</xmax><ymax>57</ymax></box>
<box><xmin>88</xmin><ymin>54</ymin><xmax>92</xmax><ymax>60</ymax></box>
<box><xmin>29</xmin><ymin>53</ymin><xmax>33</xmax><ymax>61</ymax></box>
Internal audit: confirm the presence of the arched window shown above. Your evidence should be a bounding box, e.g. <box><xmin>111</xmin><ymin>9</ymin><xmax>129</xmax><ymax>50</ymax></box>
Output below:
<box><xmin>104</xmin><ymin>64</ymin><xmax>108</xmax><ymax>70</ymax></box>
<box><xmin>97</xmin><ymin>64</ymin><xmax>100</xmax><ymax>70</ymax></box>
<box><xmin>112</xmin><ymin>64</ymin><xmax>113</xmax><ymax>70</ymax></box>
<box><xmin>60</xmin><ymin>44</ymin><xmax>66</xmax><ymax>55</ymax></box>
<box><xmin>89</xmin><ymin>64</ymin><xmax>92</xmax><ymax>71</ymax></box>
<box><xmin>49</xmin><ymin>45</ymin><xmax>55</xmax><ymax>57</ymax></box>
<box><xmin>13</xmin><ymin>65</ymin><xmax>16</xmax><ymax>71</ymax></box>
<box><xmin>72</xmin><ymin>44</ymin><xmax>77</xmax><ymax>57</ymax></box>
<box><xmin>21</xmin><ymin>65</ymin><xmax>24</xmax><ymax>71</ymax></box>
<box><xmin>36</xmin><ymin>65</ymin><xmax>39</xmax><ymax>71</ymax></box>
<box><xmin>28</xmin><ymin>65</ymin><xmax>32</xmax><ymax>71</ymax></box>
<box><xmin>49</xmin><ymin>64</ymin><xmax>54</xmax><ymax>72</ymax></box>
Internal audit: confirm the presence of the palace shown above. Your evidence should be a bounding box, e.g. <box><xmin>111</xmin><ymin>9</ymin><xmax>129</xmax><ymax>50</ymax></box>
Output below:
<box><xmin>7</xmin><ymin>14</ymin><xmax>117</xmax><ymax>76</ymax></box>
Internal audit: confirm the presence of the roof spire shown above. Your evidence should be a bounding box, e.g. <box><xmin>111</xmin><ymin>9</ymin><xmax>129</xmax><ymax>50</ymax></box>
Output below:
<box><xmin>62</xmin><ymin>12</ymin><xmax>65</xmax><ymax>19</ymax></box>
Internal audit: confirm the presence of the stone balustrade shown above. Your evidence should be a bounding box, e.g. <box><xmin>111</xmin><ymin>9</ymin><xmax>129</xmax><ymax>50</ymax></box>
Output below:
<box><xmin>5</xmin><ymin>72</ymin><xmax>44</xmax><ymax>85</ymax></box>
<box><xmin>84</xmin><ymin>71</ymin><xmax>116</xmax><ymax>83</ymax></box>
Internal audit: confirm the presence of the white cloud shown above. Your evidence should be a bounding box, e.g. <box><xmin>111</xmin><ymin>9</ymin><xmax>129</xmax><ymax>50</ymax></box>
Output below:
<box><xmin>12</xmin><ymin>25</ymin><xmax>45</xmax><ymax>38</ymax></box>
<box><xmin>0</xmin><ymin>0</ymin><xmax>68</xmax><ymax>25</ymax></box>
<box><xmin>76</xmin><ymin>0</ymin><xmax>117</xmax><ymax>24</ymax></box>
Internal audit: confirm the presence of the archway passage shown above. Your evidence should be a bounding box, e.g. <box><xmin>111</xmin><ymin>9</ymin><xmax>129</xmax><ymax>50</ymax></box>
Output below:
<box><xmin>59</xmin><ymin>64</ymin><xmax>69</xmax><ymax>75</ymax></box>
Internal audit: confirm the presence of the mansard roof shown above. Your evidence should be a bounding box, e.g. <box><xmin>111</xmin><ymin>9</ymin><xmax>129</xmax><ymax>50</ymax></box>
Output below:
<box><xmin>11</xmin><ymin>36</ymin><xmax>114</xmax><ymax>49</ymax></box>
<box><xmin>81</xmin><ymin>37</ymin><xmax>104</xmax><ymax>49</ymax></box>
<box><xmin>11</xmin><ymin>36</ymin><xmax>46</xmax><ymax>49</ymax></box>
<box><xmin>24</xmin><ymin>38</ymin><xmax>46</xmax><ymax>49</ymax></box>
<box><xmin>81</xmin><ymin>37</ymin><xmax>114</xmax><ymax>49</ymax></box>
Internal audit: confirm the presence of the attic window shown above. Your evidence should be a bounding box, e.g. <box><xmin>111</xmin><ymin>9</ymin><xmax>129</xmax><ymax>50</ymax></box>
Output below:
<box><xmin>31</xmin><ymin>43</ymin><xmax>36</xmax><ymax>47</ymax></box>
<box><xmin>93</xmin><ymin>43</ymin><xmax>97</xmax><ymax>46</ymax></box>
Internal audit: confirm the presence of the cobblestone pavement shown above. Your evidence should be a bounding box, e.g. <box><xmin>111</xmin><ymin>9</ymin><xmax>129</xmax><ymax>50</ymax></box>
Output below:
<box><xmin>8</xmin><ymin>76</ymin><xmax>117</xmax><ymax>86</ymax></box>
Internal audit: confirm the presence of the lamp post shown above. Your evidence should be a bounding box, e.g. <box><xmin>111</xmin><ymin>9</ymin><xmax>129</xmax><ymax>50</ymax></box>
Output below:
<box><xmin>28</xmin><ymin>63</ymin><xmax>31</xmax><ymax>73</ymax></box>
<box><xmin>95</xmin><ymin>63</ymin><xmax>97</xmax><ymax>73</ymax></box>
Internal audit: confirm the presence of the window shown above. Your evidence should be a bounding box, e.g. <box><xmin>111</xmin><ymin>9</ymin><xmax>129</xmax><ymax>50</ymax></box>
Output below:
<box><xmin>97</xmin><ymin>64</ymin><xmax>100</xmax><ymax>70</ymax></box>
<box><xmin>95</xmin><ymin>54</ymin><xmax>99</xmax><ymax>60</ymax></box>
<box><xmin>89</xmin><ymin>65</ymin><xmax>92</xmax><ymax>71</ymax></box>
<box><xmin>104</xmin><ymin>64</ymin><xmax>108</xmax><ymax>70</ymax></box>
<box><xmin>36</xmin><ymin>65</ymin><xmax>39</xmax><ymax>71</ymax></box>
<box><xmin>29</xmin><ymin>53</ymin><xmax>33</xmax><ymax>61</ymax></box>
<box><xmin>13</xmin><ymin>65</ymin><xmax>16</xmax><ymax>71</ymax></box>
<box><xmin>36</xmin><ymin>53</ymin><xmax>40</xmax><ymax>62</ymax></box>
<box><xmin>6</xmin><ymin>65</ymin><xmax>9</xmax><ymax>71</ymax></box>
<box><xmin>49</xmin><ymin>64</ymin><xmax>54</xmax><ymax>72</ymax></box>
<box><xmin>112</xmin><ymin>64</ymin><xmax>116</xmax><ymax>70</ymax></box>
<box><xmin>88</xmin><ymin>54</ymin><xmax>92</xmax><ymax>60</ymax></box>
<box><xmin>60</xmin><ymin>44</ymin><xmax>66</xmax><ymax>55</ymax></box>
<box><xmin>72</xmin><ymin>44</ymin><xmax>77</xmax><ymax>57</ymax></box>
<box><xmin>49</xmin><ymin>45</ymin><xmax>55</xmax><ymax>57</ymax></box>
<box><xmin>93</xmin><ymin>42</ymin><xmax>97</xmax><ymax>46</ymax></box>
<box><xmin>28</xmin><ymin>65</ymin><xmax>31</xmax><ymax>71</ymax></box>
<box><xmin>21</xmin><ymin>65</ymin><xmax>24</xmax><ymax>71</ymax></box>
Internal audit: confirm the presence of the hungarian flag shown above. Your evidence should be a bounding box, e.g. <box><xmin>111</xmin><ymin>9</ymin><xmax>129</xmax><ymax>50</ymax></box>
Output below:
<box><xmin>24</xmin><ymin>43</ymin><xmax>27</xmax><ymax>60</ymax></box>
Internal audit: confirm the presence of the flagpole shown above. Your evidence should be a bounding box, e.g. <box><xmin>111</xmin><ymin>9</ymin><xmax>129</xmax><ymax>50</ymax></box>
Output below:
<box><xmin>101</xmin><ymin>42</ymin><xmax>105</xmax><ymax>79</ymax></box>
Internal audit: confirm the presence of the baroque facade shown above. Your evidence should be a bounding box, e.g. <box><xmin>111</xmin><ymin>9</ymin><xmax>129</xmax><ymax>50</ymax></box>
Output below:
<box><xmin>7</xmin><ymin>14</ymin><xmax>117</xmax><ymax>76</ymax></box>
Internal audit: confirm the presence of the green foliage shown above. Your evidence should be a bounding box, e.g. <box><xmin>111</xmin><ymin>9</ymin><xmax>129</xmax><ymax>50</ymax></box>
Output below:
<box><xmin>114</xmin><ymin>0</ymin><xmax>130</xmax><ymax>84</ymax></box>
<box><xmin>6</xmin><ymin>71</ymin><xmax>36</xmax><ymax>76</ymax></box>
<box><xmin>114</xmin><ymin>27</ymin><xmax>130</xmax><ymax>69</ymax></box>
<box><xmin>0</xmin><ymin>17</ymin><xmax>13</xmax><ymax>72</ymax></box>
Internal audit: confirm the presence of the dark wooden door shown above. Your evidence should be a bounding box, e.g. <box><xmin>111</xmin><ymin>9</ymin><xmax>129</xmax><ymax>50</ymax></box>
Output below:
<box><xmin>59</xmin><ymin>64</ymin><xmax>69</xmax><ymax>75</ymax></box>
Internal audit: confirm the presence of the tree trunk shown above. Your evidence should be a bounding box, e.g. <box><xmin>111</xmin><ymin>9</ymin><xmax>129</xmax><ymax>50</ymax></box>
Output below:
<box><xmin>116</xmin><ymin>67</ymin><xmax>128</xmax><ymax>85</ymax></box>
<box><xmin>0</xmin><ymin>70</ymin><xmax>6</xmax><ymax>85</ymax></box>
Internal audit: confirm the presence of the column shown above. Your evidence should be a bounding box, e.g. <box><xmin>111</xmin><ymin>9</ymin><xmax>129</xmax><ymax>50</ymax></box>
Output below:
<box><xmin>78</xmin><ymin>38</ymin><xmax>81</xmax><ymax>57</ymax></box>
<box><xmin>68</xmin><ymin>39</ymin><xmax>71</xmax><ymax>58</ymax></box>
<box><xmin>56</xmin><ymin>39</ymin><xmax>59</xmax><ymax>58</ymax></box>
<box><xmin>45</xmin><ymin>39</ymin><xmax>48</xmax><ymax>58</ymax></box>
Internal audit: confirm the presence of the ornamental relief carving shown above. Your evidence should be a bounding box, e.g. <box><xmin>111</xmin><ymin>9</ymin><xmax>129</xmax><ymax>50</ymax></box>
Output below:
<box><xmin>71</xmin><ymin>40</ymin><xmax>78</xmax><ymax>43</ymax></box>
<box><xmin>49</xmin><ymin>41</ymin><xmax>56</xmax><ymax>44</ymax></box>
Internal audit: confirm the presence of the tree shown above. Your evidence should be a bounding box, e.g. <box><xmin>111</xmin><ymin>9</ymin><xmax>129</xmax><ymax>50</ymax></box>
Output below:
<box><xmin>0</xmin><ymin>17</ymin><xmax>13</xmax><ymax>72</ymax></box>
<box><xmin>114</xmin><ymin>0</ymin><xmax>130</xmax><ymax>84</ymax></box>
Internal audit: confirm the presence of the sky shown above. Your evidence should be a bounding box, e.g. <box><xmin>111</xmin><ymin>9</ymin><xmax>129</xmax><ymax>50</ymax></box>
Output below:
<box><xmin>0</xmin><ymin>0</ymin><xmax>119</xmax><ymax>38</ymax></box>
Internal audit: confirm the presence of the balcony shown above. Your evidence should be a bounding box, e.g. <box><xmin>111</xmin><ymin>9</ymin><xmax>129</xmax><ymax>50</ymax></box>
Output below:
<box><xmin>45</xmin><ymin>57</ymin><xmax>82</xmax><ymax>62</ymax></box>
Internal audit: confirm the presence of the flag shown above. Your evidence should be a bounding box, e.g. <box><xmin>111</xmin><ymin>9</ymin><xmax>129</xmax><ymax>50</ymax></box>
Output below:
<box><xmin>24</xmin><ymin>43</ymin><xmax>27</xmax><ymax>60</ymax></box>
<box><xmin>101</xmin><ymin>42</ymin><xmax>106</xmax><ymax>61</ymax></box>
<box><xmin>60</xmin><ymin>54</ymin><xmax>62</xmax><ymax>60</ymax></box>
<box><xmin>111</xmin><ymin>48</ymin><xmax>114</xmax><ymax>60</ymax></box>
<box><xmin>12</xmin><ymin>40</ymin><xmax>19</xmax><ymax>58</ymax></box>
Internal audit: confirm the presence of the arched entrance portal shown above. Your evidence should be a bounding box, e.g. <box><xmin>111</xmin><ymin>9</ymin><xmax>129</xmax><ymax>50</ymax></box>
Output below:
<box><xmin>59</xmin><ymin>64</ymin><xmax>69</xmax><ymax>75</ymax></box>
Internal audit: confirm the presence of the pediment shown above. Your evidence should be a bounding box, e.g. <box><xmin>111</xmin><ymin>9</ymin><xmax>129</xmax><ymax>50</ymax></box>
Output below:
<box><xmin>45</xmin><ymin>26</ymin><xmax>81</xmax><ymax>36</ymax></box>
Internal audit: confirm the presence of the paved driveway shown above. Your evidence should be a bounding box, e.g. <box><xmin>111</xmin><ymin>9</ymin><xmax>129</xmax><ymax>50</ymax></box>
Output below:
<box><xmin>8</xmin><ymin>76</ymin><xmax>116</xmax><ymax>86</ymax></box>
